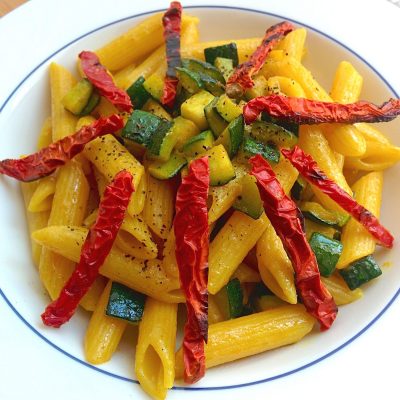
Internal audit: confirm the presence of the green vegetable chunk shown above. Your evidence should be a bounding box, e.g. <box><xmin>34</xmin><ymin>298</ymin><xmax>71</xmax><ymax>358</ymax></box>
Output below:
<box><xmin>176</xmin><ymin>67</ymin><xmax>204</xmax><ymax>94</ymax></box>
<box><xmin>203</xmin><ymin>144</ymin><xmax>236</xmax><ymax>186</ymax></box>
<box><xmin>233</xmin><ymin>174</ymin><xmax>263</xmax><ymax>219</ymax></box>
<box><xmin>106</xmin><ymin>282</ymin><xmax>146</xmax><ymax>323</ymax></box>
<box><xmin>62</xmin><ymin>78</ymin><xmax>94</xmax><ymax>115</ymax></box>
<box><xmin>183</xmin><ymin>130</ymin><xmax>214</xmax><ymax>157</ymax></box>
<box><xmin>214</xmin><ymin>57</ymin><xmax>234</xmax><ymax>81</ymax></box>
<box><xmin>300</xmin><ymin>201</ymin><xmax>349</xmax><ymax>228</ymax></box>
<box><xmin>126</xmin><ymin>76</ymin><xmax>151</xmax><ymax>108</ymax></box>
<box><xmin>216</xmin><ymin>114</ymin><xmax>244</xmax><ymax>157</ymax></box>
<box><xmin>181</xmin><ymin>58</ymin><xmax>225</xmax><ymax>83</ymax></box>
<box><xmin>250</xmin><ymin>120</ymin><xmax>298</xmax><ymax>148</ymax></box>
<box><xmin>204</xmin><ymin>97</ymin><xmax>228</xmax><ymax>137</ymax></box>
<box><xmin>309</xmin><ymin>232</ymin><xmax>343</xmax><ymax>277</ymax></box>
<box><xmin>242</xmin><ymin>136</ymin><xmax>280</xmax><ymax>164</ymax></box>
<box><xmin>148</xmin><ymin>153</ymin><xmax>187</xmax><ymax>180</ymax></box>
<box><xmin>340</xmin><ymin>256</ymin><xmax>382</xmax><ymax>290</ymax></box>
<box><xmin>226</xmin><ymin>278</ymin><xmax>244</xmax><ymax>318</ymax></box>
<box><xmin>204</xmin><ymin>43</ymin><xmax>239</xmax><ymax>67</ymax></box>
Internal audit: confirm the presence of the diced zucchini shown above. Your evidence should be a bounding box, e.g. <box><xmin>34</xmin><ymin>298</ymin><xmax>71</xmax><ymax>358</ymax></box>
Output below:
<box><xmin>181</xmin><ymin>90</ymin><xmax>215</xmax><ymax>130</ymax></box>
<box><xmin>147</xmin><ymin>123</ymin><xmax>176</xmax><ymax>160</ymax></box>
<box><xmin>204</xmin><ymin>97</ymin><xmax>228</xmax><ymax>137</ymax></box>
<box><xmin>122</xmin><ymin>110</ymin><xmax>170</xmax><ymax>146</ymax></box>
<box><xmin>142</xmin><ymin>98</ymin><xmax>172</xmax><ymax>120</ymax></box>
<box><xmin>173</xmin><ymin>116</ymin><xmax>200</xmax><ymax>150</ymax></box>
<box><xmin>176</xmin><ymin>67</ymin><xmax>204</xmax><ymax>94</ymax></box>
<box><xmin>182</xmin><ymin>58</ymin><xmax>225</xmax><ymax>84</ymax></box>
<box><xmin>340</xmin><ymin>255</ymin><xmax>382</xmax><ymax>290</ymax></box>
<box><xmin>204</xmin><ymin>43</ymin><xmax>239</xmax><ymax>67</ymax></box>
<box><xmin>106</xmin><ymin>282</ymin><xmax>146</xmax><ymax>323</ymax></box>
<box><xmin>148</xmin><ymin>153</ymin><xmax>187</xmax><ymax>180</ymax></box>
<box><xmin>62</xmin><ymin>78</ymin><xmax>94</xmax><ymax>115</ymax></box>
<box><xmin>304</xmin><ymin>219</ymin><xmax>338</xmax><ymax>241</ymax></box>
<box><xmin>126</xmin><ymin>76</ymin><xmax>151</xmax><ymax>108</ymax></box>
<box><xmin>198</xmin><ymin>73</ymin><xmax>225</xmax><ymax>96</ymax></box>
<box><xmin>233</xmin><ymin>174</ymin><xmax>263</xmax><ymax>219</ymax></box>
<box><xmin>183</xmin><ymin>130</ymin><xmax>214</xmax><ymax>157</ymax></box>
<box><xmin>213</xmin><ymin>278</ymin><xmax>244</xmax><ymax>319</ymax></box>
<box><xmin>291</xmin><ymin>177</ymin><xmax>307</xmax><ymax>201</ymax></box>
<box><xmin>245</xmin><ymin>75</ymin><xmax>269</xmax><ymax>100</ymax></box>
<box><xmin>79</xmin><ymin>92</ymin><xmax>100</xmax><ymax>116</ymax></box>
<box><xmin>214</xmin><ymin>57</ymin><xmax>234</xmax><ymax>81</ymax></box>
<box><xmin>143</xmin><ymin>74</ymin><xmax>164</xmax><ymax>101</ymax></box>
<box><xmin>215</xmin><ymin>114</ymin><xmax>244</xmax><ymax>157</ymax></box>
<box><xmin>250</xmin><ymin>120</ymin><xmax>298</xmax><ymax>148</ymax></box>
<box><xmin>239</xmin><ymin>136</ymin><xmax>280</xmax><ymax>164</ymax></box>
<box><xmin>300</xmin><ymin>201</ymin><xmax>349</xmax><ymax>228</ymax></box>
<box><xmin>215</xmin><ymin>94</ymin><xmax>243</xmax><ymax>122</ymax></box>
<box><xmin>261</xmin><ymin>113</ymin><xmax>299</xmax><ymax>137</ymax></box>
<box><xmin>202</xmin><ymin>144</ymin><xmax>236</xmax><ymax>186</ymax></box>
<box><xmin>309</xmin><ymin>232</ymin><xmax>343</xmax><ymax>277</ymax></box>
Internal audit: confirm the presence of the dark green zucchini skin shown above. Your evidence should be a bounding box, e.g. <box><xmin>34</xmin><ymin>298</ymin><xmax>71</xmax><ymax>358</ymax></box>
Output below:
<box><xmin>204</xmin><ymin>97</ymin><xmax>228</xmax><ymax>137</ymax></box>
<box><xmin>242</xmin><ymin>136</ymin><xmax>280</xmax><ymax>164</ymax></box>
<box><xmin>181</xmin><ymin>58</ymin><xmax>225</xmax><ymax>83</ymax></box>
<box><xmin>340</xmin><ymin>255</ymin><xmax>382</xmax><ymax>290</ymax></box>
<box><xmin>204</xmin><ymin>43</ymin><xmax>239</xmax><ymax>67</ymax></box>
<box><xmin>226</xmin><ymin>278</ymin><xmax>244</xmax><ymax>318</ymax></box>
<box><xmin>126</xmin><ymin>76</ymin><xmax>151</xmax><ymax>109</ymax></box>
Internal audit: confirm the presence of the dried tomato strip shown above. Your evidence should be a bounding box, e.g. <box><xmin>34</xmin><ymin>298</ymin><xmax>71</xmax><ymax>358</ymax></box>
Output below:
<box><xmin>0</xmin><ymin>114</ymin><xmax>123</xmax><ymax>182</ymax></box>
<box><xmin>249</xmin><ymin>154</ymin><xmax>337</xmax><ymax>330</ymax></box>
<box><xmin>79</xmin><ymin>51</ymin><xmax>132</xmax><ymax>112</ymax></box>
<box><xmin>243</xmin><ymin>94</ymin><xmax>400</xmax><ymax>125</ymax></box>
<box><xmin>174</xmin><ymin>156</ymin><xmax>210</xmax><ymax>383</ymax></box>
<box><xmin>41</xmin><ymin>170</ymin><xmax>134</xmax><ymax>328</ymax></box>
<box><xmin>226</xmin><ymin>21</ymin><xmax>294</xmax><ymax>98</ymax></box>
<box><xmin>161</xmin><ymin>1</ymin><xmax>183</xmax><ymax>108</ymax></box>
<box><xmin>282</xmin><ymin>146</ymin><xmax>394</xmax><ymax>248</ymax></box>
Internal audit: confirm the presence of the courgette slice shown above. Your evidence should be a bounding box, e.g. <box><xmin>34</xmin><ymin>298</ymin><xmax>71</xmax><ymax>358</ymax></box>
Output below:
<box><xmin>176</xmin><ymin>67</ymin><xmax>204</xmax><ymax>94</ymax></box>
<box><xmin>148</xmin><ymin>153</ymin><xmax>187</xmax><ymax>180</ymax></box>
<box><xmin>339</xmin><ymin>255</ymin><xmax>382</xmax><ymax>290</ymax></box>
<box><xmin>215</xmin><ymin>94</ymin><xmax>243</xmax><ymax>122</ymax></box>
<box><xmin>143</xmin><ymin>74</ymin><xmax>164</xmax><ymax>101</ymax></box>
<box><xmin>62</xmin><ymin>78</ymin><xmax>94</xmax><ymax>115</ymax></box>
<box><xmin>304</xmin><ymin>219</ymin><xmax>338</xmax><ymax>241</ymax></box>
<box><xmin>309</xmin><ymin>232</ymin><xmax>343</xmax><ymax>277</ymax></box>
<box><xmin>180</xmin><ymin>90</ymin><xmax>215</xmax><ymax>130</ymax></box>
<box><xmin>173</xmin><ymin>116</ymin><xmax>200</xmax><ymax>150</ymax></box>
<box><xmin>250</xmin><ymin>120</ymin><xmax>298</xmax><ymax>148</ymax></box>
<box><xmin>238</xmin><ymin>136</ymin><xmax>280</xmax><ymax>164</ymax></box>
<box><xmin>204</xmin><ymin>97</ymin><xmax>228</xmax><ymax>137</ymax></box>
<box><xmin>142</xmin><ymin>98</ymin><xmax>172</xmax><ymax>120</ymax></box>
<box><xmin>204</xmin><ymin>43</ymin><xmax>239</xmax><ymax>67</ymax></box>
<box><xmin>300</xmin><ymin>201</ymin><xmax>349</xmax><ymax>228</ymax></box>
<box><xmin>245</xmin><ymin>75</ymin><xmax>269</xmax><ymax>100</ymax></box>
<box><xmin>291</xmin><ymin>177</ymin><xmax>307</xmax><ymax>201</ymax></box>
<box><xmin>126</xmin><ymin>76</ymin><xmax>151</xmax><ymax>108</ymax></box>
<box><xmin>233</xmin><ymin>174</ymin><xmax>263</xmax><ymax>219</ymax></box>
<box><xmin>106</xmin><ymin>282</ymin><xmax>146</xmax><ymax>323</ymax></box>
<box><xmin>261</xmin><ymin>113</ymin><xmax>299</xmax><ymax>137</ymax></box>
<box><xmin>183</xmin><ymin>130</ymin><xmax>214</xmax><ymax>157</ymax></box>
<box><xmin>79</xmin><ymin>92</ymin><xmax>100</xmax><ymax>116</ymax></box>
<box><xmin>198</xmin><ymin>73</ymin><xmax>225</xmax><ymax>96</ymax></box>
<box><xmin>213</xmin><ymin>278</ymin><xmax>244</xmax><ymax>319</ymax></box>
<box><xmin>181</xmin><ymin>58</ymin><xmax>225</xmax><ymax>84</ymax></box>
<box><xmin>202</xmin><ymin>144</ymin><xmax>236</xmax><ymax>186</ymax></box>
<box><xmin>215</xmin><ymin>114</ymin><xmax>244</xmax><ymax>158</ymax></box>
<box><xmin>214</xmin><ymin>57</ymin><xmax>234</xmax><ymax>81</ymax></box>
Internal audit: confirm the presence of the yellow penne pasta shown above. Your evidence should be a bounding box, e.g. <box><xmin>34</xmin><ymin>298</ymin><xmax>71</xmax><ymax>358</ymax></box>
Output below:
<box><xmin>142</xmin><ymin>171</ymin><xmax>174</xmax><ymax>239</ymax></box>
<box><xmin>32</xmin><ymin>226</ymin><xmax>183</xmax><ymax>303</ymax></box>
<box><xmin>208</xmin><ymin>212</ymin><xmax>268</xmax><ymax>294</ymax></box>
<box><xmin>175</xmin><ymin>305</ymin><xmax>315</xmax><ymax>375</ymax></box>
<box><xmin>84</xmin><ymin>281</ymin><xmax>128</xmax><ymax>364</ymax></box>
<box><xmin>266</xmin><ymin>76</ymin><xmax>306</xmax><ymax>97</ymax></box>
<box><xmin>208</xmin><ymin>294</ymin><xmax>226</xmax><ymax>324</ymax></box>
<box><xmin>135</xmin><ymin>298</ymin><xmax>177</xmax><ymax>400</ymax></box>
<box><xmin>321</xmin><ymin>273</ymin><xmax>363</xmax><ymax>305</ymax></box>
<box><xmin>354</xmin><ymin>122</ymin><xmax>391</xmax><ymax>144</ymax></box>
<box><xmin>83</xmin><ymin>134</ymin><xmax>144</xmax><ymax>216</ymax></box>
<box><xmin>113</xmin><ymin>62</ymin><xmax>138</xmax><ymax>89</ymax></box>
<box><xmin>330</xmin><ymin>61</ymin><xmax>363</xmax><ymax>104</ymax></box>
<box><xmin>304</xmin><ymin>219</ymin><xmax>337</xmax><ymax>241</ymax></box>
<box><xmin>37</xmin><ymin>116</ymin><xmax>52</xmax><ymax>149</ymax></box>
<box><xmin>255</xmin><ymin>295</ymin><xmax>287</xmax><ymax>311</ymax></box>
<box><xmin>93</xmin><ymin>97</ymin><xmax>119</xmax><ymax>117</ymax></box>
<box><xmin>256</xmin><ymin>219</ymin><xmax>297</xmax><ymax>304</ymax></box>
<box><xmin>232</xmin><ymin>263</ymin><xmax>261</xmax><ymax>283</ymax></box>
<box><xmin>272</xmin><ymin>156</ymin><xmax>299</xmax><ymax>194</ymax></box>
<box><xmin>344</xmin><ymin>156</ymin><xmax>398</xmax><ymax>171</ymax></box>
<box><xmin>162</xmin><ymin>228</ymin><xmax>179</xmax><ymax>279</ymax></box>
<box><xmin>28</xmin><ymin>175</ymin><xmax>56</xmax><ymax>212</ymax></box>
<box><xmin>277</xmin><ymin>28</ymin><xmax>307</xmax><ymax>61</ymax></box>
<box><xmin>337</xmin><ymin>171</ymin><xmax>383</xmax><ymax>269</ymax></box>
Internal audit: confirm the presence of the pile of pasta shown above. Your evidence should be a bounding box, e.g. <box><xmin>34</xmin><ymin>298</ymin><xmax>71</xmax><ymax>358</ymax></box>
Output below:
<box><xmin>19</xmin><ymin>9</ymin><xmax>399</xmax><ymax>400</ymax></box>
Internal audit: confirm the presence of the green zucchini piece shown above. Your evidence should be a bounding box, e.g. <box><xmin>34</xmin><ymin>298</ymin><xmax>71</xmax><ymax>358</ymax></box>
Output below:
<box><xmin>148</xmin><ymin>153</ymin><xmax>187</xmax><ymax>180</ymax></box>
<box><xmin>183</xmin><ymin>130</ymin><xmax>214</xmax><ymax>157</ymax></box>
<box><xmin>122</xmin><ymin>110</ymin><xmax>170</xmax><ymax>146</ymax></box>
<box><xmin>79</xmin><ymin>91</ymin><xmax>100</xmax><ymax>116</ymax></box>
<box><xmin>241</xmin><ymin>136</ymin><xmax>279</xmax><ymax>164</ymax></box>
<box><xmin>173</xmin><ymin>116</ymin><xmax>200</xmax><ymax>150</ymax></box>
<box><xmin>62</xmin><ymin>78</ymin><xmax>94</xmax><ymax>115</ymax></box>
<box><xmin>204</xmin><ymin>97</ymin><xmax>228</xmax><ymax>137</ymax></box>
<box><xmin>214</xmin><ymin>57</ymin><xmax>234</xmax><ymax>81</ymax></box>
<box><xmin>176</xmin><ymin>67</ymin><xmax>204</xmax><ymax>94</ymax></box>
<box><xmin>245</xmin><ymin>75</ymin><xmax>269</xmax><ymax>100</ymax></box>
<box><xmin>181</xmin><ymin>58</ymin><xmax>225</xmax><ymax>83</ymax></box>
<box><xmin>291</xmin><ymin>177</ymin><xmax>307</xmax><ymax>201</ymax></box>
<box><xmin>143</xmin><ymin>74</ymin><xmax>164</xmax><ymax>101</ymax></box>
<box><xmin>203</xmin><ymin>144</ymin><xmax>236</xmax><ymax>186</ymax></box>
<box><xmin>181</xmin><ymin>90</ymin><xmax>215</xmax><ymax>130</ymax></box>
<box><xmin>233</xmin><ymin>174</ymin><xmax>263</xmax><ymax>219</ymax></box>
<box><xmin>309</xmin><ymin>232</ymin><xmax>343</xmax><ymax>277</ymax></box>
<box><xmin>126</xmin><ymin>76</ymin><xmax>151</xmax><ymax>108</ymax></box>
<box><xmin>339</xmin><ymin>255</ymin><xmax>382</xmax><ymax>290</ymax></box>
<box><xmin>261</xmin><ymin>112</ymin><xmax>299</xmax><ymax>137</ymax></box>
<box><xmin>215</xmin><ymin>94</ymin><xmax>243</xmax><ymax>122</ymax></box>
<box><xmin>198</xmin><ymin>73</ymin><xmax>225</xmax><ymax>96</ymax></box>
<box><xmin>106</xmin><ymin>282</ymin><xmax>146</xmax><ymax>323</ymax></box>
<box><xmin>226</xmin><ymin>278</ymin><xmax>244</xmax><ymax>318</ymax></box>
<box><xmin>216</xmin><ymin>115</ymin><xmax>244</xmax><ymax>158</ymax></box>
<box><xmin>142</xmin><ymin>98</ymin><xmax>172</xmax><ymax>121</ymax></box>
<box><xmin>204</xmin><ymin>43</ymin><xmax>239</xmax><ymax>67</ymax></box>
<box><xmin>304</xmin><ymin>219</ymin><xmax>338</xmax><ymax>241</ymax></box>
<box><xmin>300</xmin><ymin>201</ymin><xmax>349</xmax><ymax>228</ymax></box>
<box><xmin>250</xmin><ymin>120</ymin><xmax>298</xmax><ymax>148</ymax></box>
<box><xmin>147</xmin><ymin>122</ymin><xmax>175</xmax><ymax>159</ymax></box>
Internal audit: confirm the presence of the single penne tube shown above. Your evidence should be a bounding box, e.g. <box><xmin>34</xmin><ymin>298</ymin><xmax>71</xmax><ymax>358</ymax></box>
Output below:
<box><xmin>276</xmin><ymin>28</ymin><xmax>307</xmax><ymax>61</ymax></box>
<box><xmin>321</xmin><ymin>273</ymin><xmax>363</xmax><ymax>305</ymax></box>
<box><xmin>175</xmin><ymin>305</ymin><xmax>315</xmax><ymax>375</ymax></box>
<box><xmin>208</xmin><ymin>212</ymin><xmax>268</xmax><ymax>294</ymax></box>
<box><xmin>49</xmin><ymin>63</ymin><xmax>78</xmax><ymax>141</ymax></box>
<box><xmin>330</xmin><ymin>61</ymin><xmax>363</xmax><ymax>103</ymax></box>
<box><xmin>37</xmin><ymin>116</ymin><xmax>52</xmax><ymax>149</ymax></box>
<box><xmin>84</xmin><ymin>281</ymin><xmax>128</xmax><ymax>364</ymax></box>
<box><xmin>135</xmin><ymin>298</ymin><xmax>177</xmax><ymax>400</ymax></box>
<box><xmin>32</xmin><ymin>225</ymin><xmax>183</xmax><ymax>303</ymax></box>
<box><xmin>344</xmin><ymin>156</ymin><xmax>398</xmax><ymax>171</ymax></box>
<box><xmin>28</xmin><ymin>175</ymin><xmax>56</xmax><ymax>212</ymax></box>
<box><xmin>113</xmin><ymin>62</ymin><xmax>138</xmax><ymax>89</ymax></box>
<box><xmin>83</xmin><ymin>134</ymin><xmax>144</xmax><ymax>216</ymax></box>
<box><xmin>354</xmin><ymin>122</ymin><xmax>391</xmax><ymax>145</ymax></box>
<box><xmin>272</xmin><ymin>156</ymin><xmax>299</xmax><ymax>194</ymax></box>
<box><xmin>162</xmin><ymin>228</ymin><xmax>179</xmax><ymax>279</ymax></box>
<box><xmin>142</xmin><ymin>171</ymin><xmax>174</xmax><ymax>239</ymax></box>
<box><xmin>93</xmin><ymin>97</ymin><xmax>119</xmax><ymax>118</ymax></box>
<box><xmin>256</xmin><ymin>218</ymin><xmax>297</xmax><ymax>304</ymax></box>
<box><xmin>362</xmin><ymin>141</ymin><xmax>400</xmax><ymax>160</ymax></box>
<box><xmin>266</xmin><ymin>76</ymin><xmax>306</xmax><ymax>97</ymax></box>
<box><xmin>337</xmin><ymin>171</ymin><xmax>383</xmax><ymax>269</ymax></box>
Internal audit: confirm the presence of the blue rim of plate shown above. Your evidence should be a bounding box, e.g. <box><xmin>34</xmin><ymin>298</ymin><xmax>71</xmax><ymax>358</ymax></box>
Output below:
<box><xmin>0</xmin><ymin>4</ymin><xmax>399</xmax><ymax>392</ymax></box>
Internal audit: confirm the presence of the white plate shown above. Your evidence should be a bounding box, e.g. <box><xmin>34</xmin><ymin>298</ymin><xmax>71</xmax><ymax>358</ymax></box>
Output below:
<box><xmin>1</xmin><ymin>0</ymin><xmax>399</xmax><ymax>399</ymax></box>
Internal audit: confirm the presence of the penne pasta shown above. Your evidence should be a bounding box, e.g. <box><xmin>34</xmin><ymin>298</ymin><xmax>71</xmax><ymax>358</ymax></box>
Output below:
<box><xmin>232</xmin><ymin>262</ymin><xmax>261</xmax><ymax>284</ymax></box>
<box><xmin>27</xmin><ymin>175</ymin><xmax>56</xmax><ymax>213</ymax></box>
<box><xmin>36</xmin><ymin>116</ymin><xmax>53</xmax><ymax>149</ymax></box>
<box><xmin>321</xmin><ymin>273</ymin><xmax>363</xmax><ymax>305</ymax></box>
<box><xmin>266</xmin><ymin>76</ymin><xmax>306</xmax><ymax>97</ymax></box>
<box><xmin>276</xmin><ymin>28</ymin><xmax>307</xmax><ymax>61</ymax></box>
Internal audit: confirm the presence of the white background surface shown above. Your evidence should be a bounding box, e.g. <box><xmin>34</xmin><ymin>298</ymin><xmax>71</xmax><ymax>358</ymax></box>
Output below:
<box><xmin>0</xmin><ymin>1</ymin><xmax>399</xmax><ymax>399</ymax></box>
